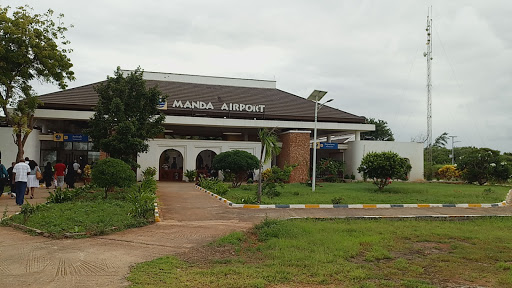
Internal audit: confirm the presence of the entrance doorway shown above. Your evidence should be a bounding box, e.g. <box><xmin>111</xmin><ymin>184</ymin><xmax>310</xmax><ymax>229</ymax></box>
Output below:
<box><xmin>196</xmin><ymin>150</ymin><xmax>217</xmax><ymax>178</ymax></box>
<box><xmin>159</xmin><ymin>149</ymin><xmax>183</xmax><ymax>181</ymax></box>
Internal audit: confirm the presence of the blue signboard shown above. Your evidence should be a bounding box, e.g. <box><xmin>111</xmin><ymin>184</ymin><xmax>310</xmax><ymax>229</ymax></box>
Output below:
<box><xmin>319</xmin><ymin>142</ymin><xmax>338</xmax><ymax>149</ymax></box>
<box><xmin>63</xmin><ymin>134</ymin><xmax>89</xmax><ymax>142</ymax></box>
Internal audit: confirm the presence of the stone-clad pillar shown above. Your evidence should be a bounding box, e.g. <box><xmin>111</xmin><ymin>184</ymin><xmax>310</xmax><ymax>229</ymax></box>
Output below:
<box><xmin>278</xmin><ymin>130</ymin><xmax>311</xmax><ymax>183</ymax></box>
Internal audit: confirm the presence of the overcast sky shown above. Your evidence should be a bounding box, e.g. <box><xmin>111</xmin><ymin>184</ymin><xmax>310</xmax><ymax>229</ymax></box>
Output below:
<box><xmin>5</xmin><ymin>0</ymin><xmax>511</xmax><ymax>153</ymax></box>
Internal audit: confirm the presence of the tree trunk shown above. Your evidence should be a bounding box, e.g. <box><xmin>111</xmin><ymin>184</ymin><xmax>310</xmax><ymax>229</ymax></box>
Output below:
<box><xmin>257</xmin><ymin>144</ymin><xmax>265</xmax><ymax>203</ymax></box>
<box><xmin>15</xmin><ymin>132</ymin><xmax>24</xmax><ymax>162</ymax></box>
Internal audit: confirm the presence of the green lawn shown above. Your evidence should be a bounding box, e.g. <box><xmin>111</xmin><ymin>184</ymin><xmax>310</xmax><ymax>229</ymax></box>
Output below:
<box><xmin>4</xmin><ymin>188</ymin><xmax>152</xmax><ymax>237</ymax></box>
<box><xmin>128</xmin><ymin>217</ymin><xmax>512</xmax><ymax>287</ymax></box>
<box><xmin>226</xmin><ymin>182</ymin><xmax>510</xmax><ymax>204</ymax></box>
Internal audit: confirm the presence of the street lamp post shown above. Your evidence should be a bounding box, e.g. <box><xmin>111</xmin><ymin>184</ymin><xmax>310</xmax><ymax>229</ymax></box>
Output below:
<box><xmin>307</xmin><ymin>90</ymin><xmax>332</xmax><ymax>192</ymax></box>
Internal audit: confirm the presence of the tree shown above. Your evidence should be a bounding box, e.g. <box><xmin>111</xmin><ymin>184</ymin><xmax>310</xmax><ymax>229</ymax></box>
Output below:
<box><xmin>212</xmin><ymin>150</ymin><xmax>259</xmax><ymax>188</ymax></box>
<box><xmin>433</xmin><ymin>132</ymin><xmax>449</xmax><ymax>148</ymax></box>
<box><xmin>0</xmin><ymin>5</ymin><xmax>75</xmax><ymax>159</ymax></box>
<box><xmin>456</xmin><ymin>147</ymin><xmax>504</xmax><ymax>185</ymax></box>
<box><xmin>361</xmin><ymin>118</ymin><xmax>395</xmax><ymax>141</ymax></box>
<box><xmin>86</xmin><ymin>67</ymin><xmax>165</xmax><ymax>168</ymax></box>
<box><xmin>357</xmin><ymin>151</ymin><xmax>411</xmax><ymax>190</ymax></box>
<box><xmin>91</xmin><ymin>158</ymin><xmax>136</xmax><ymax>198</ymax></box>
<box><xmin>257</xmin><ymin>128</ymin><xmax>281</xmax><ymax>203</ymax></box>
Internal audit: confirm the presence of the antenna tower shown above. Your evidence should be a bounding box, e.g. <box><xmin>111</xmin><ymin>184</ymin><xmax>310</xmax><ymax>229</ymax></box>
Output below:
<box><xmin>424</xmin><ymin>7</ymin><xmax>433</xmax><ymax>173</ymax></box>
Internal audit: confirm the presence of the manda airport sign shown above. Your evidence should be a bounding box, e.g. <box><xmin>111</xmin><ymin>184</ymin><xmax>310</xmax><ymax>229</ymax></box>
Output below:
<box><xmin>158</xmin><ymin>100</ymin><xmax>266</xmax><ymax>113</ymax></box>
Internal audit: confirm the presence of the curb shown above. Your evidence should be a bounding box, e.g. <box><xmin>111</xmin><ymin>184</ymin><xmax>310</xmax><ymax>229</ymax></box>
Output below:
<box><xmin>154</xmin><ymin>202</ymin><xmax>161</xmax><ymax>222</ymax></box>
<box><xmin>289</xmin><ymin>215</ymin><xmax>512</xmax><ymax>220</ymax></box>
<box><xmin>195</xmin><ymin>185</ymin><xmax>510</xmax><ymax>209</ymax></box>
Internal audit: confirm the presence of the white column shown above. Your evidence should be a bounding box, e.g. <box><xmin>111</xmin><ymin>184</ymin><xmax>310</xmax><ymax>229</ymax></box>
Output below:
<box><xmin>355</xmin><ymin>131</ymin><xmax>361</xmax><ymax>141</ymax></box>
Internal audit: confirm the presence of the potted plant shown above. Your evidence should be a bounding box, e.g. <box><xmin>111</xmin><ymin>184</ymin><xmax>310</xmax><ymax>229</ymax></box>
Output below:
<box><xmin>83</xmin><ymin>164</ymin><xmax>92</xmax><ymax>184</ymax></box>
<box><xmin>184</xmin><ymin>169</ymin><xmax>197</xmax><ymax>182</ymax></box>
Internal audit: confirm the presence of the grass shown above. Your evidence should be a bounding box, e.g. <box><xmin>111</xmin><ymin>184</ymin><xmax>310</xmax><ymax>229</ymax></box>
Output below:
<box><xmin>4</xmin><ymin>188</ymin><xmax>152</xmax><ymax>237</ymax></box>
<box><xmin>225</xmin><ymin>182</ymin><xmax>510</xmax><ymax>204</ymax></box>
<box><xmin>128</xmin><ymin>217</ymin><xmax>512</xmax><ymax>287</ymax></box>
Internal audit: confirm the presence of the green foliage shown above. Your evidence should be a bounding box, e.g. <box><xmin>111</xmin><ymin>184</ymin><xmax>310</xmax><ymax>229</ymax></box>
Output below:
<box><xmin>20</xmin><ymin>201</ymin><xmax>39</xmax><ymax>224</ymax></box>
<box><xmin>127</xmin><ymin>183</ymin><xmax>156</xmax><ymax>220</ymax></box>
<box><xmin>331</xmin><ymin>196</ymin><xmax>345</xmax><ymax>204</ymax></box>
<box><xmin>318</xmin><ymin>158</ymin><xmax>345</xmax><ymax>177</ymax></box>
<box><xmin>456</xmin><ymin>147</ymin><xmax>509</xmax><ymax>185</ymax></box>
<box><xmin>323</xmin><ymin>175</ymin><xmax>340</xmax><ymax>183</ymax></box>
<box><xmin>361</xmin><ymin>118</ymin><xmax>395</xmax><ymax>141</ymax></box>
<box><xmin>0</xmin><ymin>5</ymin><xmax>74</xmax><ymax>159</ymax></box>
<box><xmin>257</xmin><ymin>128</ymin><xmax>282</xmax><ymax>203</ymax></box>
<box><xmin>433</xmin><ymin>132</ymin><xmax>449</xmax><ymax>148</ymax></box>
<box><xmin>91</xmin><ymin>158</ymin><xmax>136</xmax><ymax>198</ymax></box>
<box><xmin>86</xmin><ymin>67</ymin><xmax>165</xmax><ymax>168</ymax></box>
<box><xmin>129</xmin><ymin>218</ymin><xmax>512</xmax><ymax>287</ymax></box>
<box><xmin>197</xmin><ymin>176</ymin><xmax>230</xmax><ymax>196</ymax></box>
<box><xmin>47</xmin><ymin>187</ymin><xmax>74</xmax><ymax>203</ymax></box>
<box><xmin>357</xmin><ymin>151</ymin><xmax>412</xmax><ymax>190</ymax></box>
<box><xmin>142</xmin><ymin>166</ymin><xmax>157</xmax><ymax>179</ymax></box>
<box><xmin>212</xmin><ymin>150</ymin><xmax>259</xmax><ymax>188</ymax></box>
<box><xmin>184</xmin><ymin>169</ymin><xmax>197</xmax><ymax>182</ymax></box>
<box><xmin>261</xmin><ymin>165</ymin><xmax>296</xmax><ymax>198</ymax></box>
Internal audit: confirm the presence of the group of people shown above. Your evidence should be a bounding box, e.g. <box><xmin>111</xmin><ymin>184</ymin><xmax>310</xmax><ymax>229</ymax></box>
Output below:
<box><xmin>0</xmin><ymin>157</ymin><xmax>82</xmax><ymax>206</ymax></box>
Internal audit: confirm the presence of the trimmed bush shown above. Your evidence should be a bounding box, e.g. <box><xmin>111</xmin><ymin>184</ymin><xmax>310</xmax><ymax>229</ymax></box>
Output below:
<box><xmin>212</xmin><ymin>150</ymin><xmax>259</xmax><ymax>188</ymax></box>
<box><xmin>357</xmin><ymin>151</ymin><xmax>411</xmax><ymax>190</ymax></box>
<box><xmin>92</xmin><ymin>158</ymin><xmax>136</xmax><ymax>198</ymax></box>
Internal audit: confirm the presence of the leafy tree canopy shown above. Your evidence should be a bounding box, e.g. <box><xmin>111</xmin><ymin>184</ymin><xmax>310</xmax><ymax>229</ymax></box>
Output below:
<box><xmin>433</xmin><ymin>132</ymin><xmax>449</xmax><ymax>148</ymax></box>
<box><xmin>361</xmin><ymin>118</ymin><xmax>395</xmax><ymax>141</ymax></box>
<box><xmin>357</xmin><ymin>151</ymin><xmax>411</xmax><ymax>190</ymax></box>
<box><xmin>86</xmin><ymin>67</ymin><xmax>165</xmax><ymax>168</ymax></box>
<box><xmin>212</xmin><ymin>150</ymin><xmax>259</xmax><ymax>188</ymax></box>
<box><xmin>0</xmin><ymin>5</ymin><xmax>74</xmax><ymax>159</ymax></box>
<box><xmin>456</xmin><ymin>147</ymin><xmax>510</xmax><ymax>185</ymax></box>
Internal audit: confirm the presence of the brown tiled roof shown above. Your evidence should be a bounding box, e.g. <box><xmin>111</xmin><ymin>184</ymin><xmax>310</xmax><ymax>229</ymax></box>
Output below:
<box><xmin>37</xmin><ymin>80</ymin><xmax>365</xmax><ymax>123</ymax></box>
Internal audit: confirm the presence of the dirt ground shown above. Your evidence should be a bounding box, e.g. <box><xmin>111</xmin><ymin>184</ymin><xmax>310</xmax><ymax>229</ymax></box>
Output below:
<box><xmin>1</xmin><ymin>182</ymin><xmax>511</xmax><ymax>287</ymax></box>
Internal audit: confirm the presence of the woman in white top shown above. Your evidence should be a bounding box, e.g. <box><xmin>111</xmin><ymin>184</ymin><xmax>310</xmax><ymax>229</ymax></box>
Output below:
<box><xmin>27</xmin><ymin>160</ymin><xmax>41</xmax><ymax>199</ymax></box>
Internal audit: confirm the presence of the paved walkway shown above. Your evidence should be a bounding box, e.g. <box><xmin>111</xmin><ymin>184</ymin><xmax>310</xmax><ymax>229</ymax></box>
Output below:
<box><xmin>1</xmin><ymin>182</ymin><xmax>512</xmax><ymax>287</ymax></box>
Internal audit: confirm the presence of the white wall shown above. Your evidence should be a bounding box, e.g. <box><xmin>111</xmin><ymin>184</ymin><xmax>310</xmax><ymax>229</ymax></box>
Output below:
<box><xmin>137</xmin><ymin>138</ymin><xmax>268</xmax><ymax>181</ymax></box>
<box><xmin>0</xmin><ymin>127</ymin><xmax>40</xmax><ymax>165</ymax></box>
<box><xmin>344</xmin><ymin>141</ymin><xmax>424</xmax><ymax>181</ymax></box>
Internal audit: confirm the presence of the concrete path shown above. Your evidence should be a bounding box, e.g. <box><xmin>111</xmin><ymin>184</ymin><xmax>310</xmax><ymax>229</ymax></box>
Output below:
<box><xmin>1</xmin><ymin>182</ymin><xmax>512</xmax><ymax>287</ymax></box>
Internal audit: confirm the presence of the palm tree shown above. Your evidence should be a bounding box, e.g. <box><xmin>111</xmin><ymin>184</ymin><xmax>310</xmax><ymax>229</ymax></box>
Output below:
<box><xmin>257</xmin><ymin>128</ymin><xmax>281</xmax><ymax>203</ymax></box>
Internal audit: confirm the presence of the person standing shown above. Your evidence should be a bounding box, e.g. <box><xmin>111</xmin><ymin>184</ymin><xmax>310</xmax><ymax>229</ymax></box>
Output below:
<box><xmin>72</xmin><ymin>160</ymin><xmax>81</xmax><ymax>182</ymax></box>
<box><xmin>0</xmin><ymin>160</ymin><xmax>8</xmax><ymax>196</ymax></box>
<box><xmin>27</xmin><ymin>160</ymin><xmax>41</xmax><ymax>199</ymax></box>
<box><xmin>54</xmin><ymin>159</ymin><xmax>66</xmax><ymax>188</ymax></box>
<box><xmin>65</xmin><ymin>163</ymin><xmax>76</xmax><ymax>189</ymax></box>
<box><xmin>43</xmin><ymin>162</ymin><xmax>54</xmax><ymax>189</ymax></box>
<box><xmin>12</xmin><ymin>158</ymin><xmax>30</xmax><ymax>205</ymax></box>
<box><xmin>7</xmin><ymin>162</ymin><xmax>15</xmax><ymax>197</ymax></box>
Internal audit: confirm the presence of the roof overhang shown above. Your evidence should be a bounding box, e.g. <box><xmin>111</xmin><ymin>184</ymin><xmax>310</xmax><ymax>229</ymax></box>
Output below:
<box><xmin>34</xmin><ymin>109</ymin><xmax>375</xmax><ymax>133</ymax></box>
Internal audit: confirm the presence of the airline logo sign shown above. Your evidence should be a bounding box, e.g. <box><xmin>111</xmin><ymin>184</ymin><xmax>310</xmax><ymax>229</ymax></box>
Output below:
<box><xmin>157</xmin><ymin>100</ymin><xmax>168</xmax><ymax>110</ymax></box>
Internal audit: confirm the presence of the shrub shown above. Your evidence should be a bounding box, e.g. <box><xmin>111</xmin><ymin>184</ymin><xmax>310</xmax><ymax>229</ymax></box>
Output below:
<box><xmin>92</xmin><ymin>158</ymin><xmax>136</xmax><ymax>198</ymax></box>
<box><xmin>184</xmin><ymin>169</ymin><xmax>197</xmax><ymax>182</ymax></box>
<box><xmin>357</xmin><ymin>151</ymin><xmax>412</xmax><ymax>190</ymax></box>
<box><xmin>318</xmin><ymin>158</ymin><xmax>345</xmax><ymax>177</ymax></box>
<box><xmin>47</xmin><ymin>187</ymin><xmax>74</xmax><ymax>203</ymax></box>
<box><xmin>127</xmin><ymin>185</ymin><xmax>156</xmax><ymax>220</ymax></box>
<box><xmin>212</xmin><ymin>150</ymin><xmax>259</xmax><ymax>188</ymax></box>
<box><xmin>437</xmin><ymin>165</ymin><xmax>460</xmax><ymax>181</ymax></box>
<box><xmin>142</xmin><ymin>166</ymin><xmax>157</xmax><ymax>179</ymax></box>
<box><xmin>331</xmin><ymin>197</ymin><xmax>344</xmax><ymax>205</ymax></box>
<box><xmin>323</xmin><ymin>175</ymin><xmax>339</xmax><ymax>183</ymax></box>
<box><xmin>261</xmin><ymin>165</ymin><xmax>296</xmax><ymax>198</ymax></box>
<box><xmin>20</xmin><ymin>201</ymin><xmax>39</xmax><ymax>224</ymax></box>
<box><xmin>198</xmin><ymin>176</ymin><xmax>230</xmax><ymax>196</ymax></box>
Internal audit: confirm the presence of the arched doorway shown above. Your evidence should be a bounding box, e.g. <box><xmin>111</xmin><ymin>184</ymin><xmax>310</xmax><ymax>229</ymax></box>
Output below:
<box><xmin>196</xmin><ymin>150</ymin><xmax>217</xmax><ymax>178</ymax></box>
<box><xmin>159</xmin><ymin>149</ymin><xmax>184</xmax><ymax>181</ymax></box>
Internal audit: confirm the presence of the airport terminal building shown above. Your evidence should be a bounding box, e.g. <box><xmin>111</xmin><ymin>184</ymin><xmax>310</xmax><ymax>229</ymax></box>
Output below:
<box><xmin>0</xmin><ymin>71</ymin><xmax>424</xmax><ymax>182</ymax></box>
